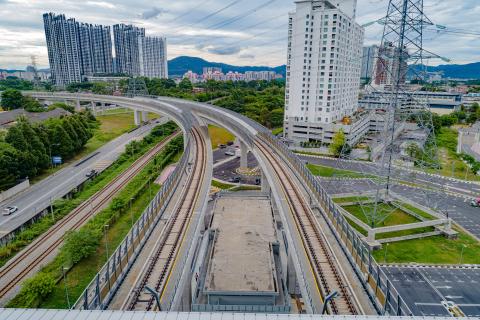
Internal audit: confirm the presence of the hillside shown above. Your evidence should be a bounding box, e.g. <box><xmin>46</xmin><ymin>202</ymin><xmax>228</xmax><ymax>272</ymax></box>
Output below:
<box><xmin>410</xmin><ymin>62</ymin><xmax>480</xmax><ymax>79</ymax></box>
<box><xmin>168</xmin><ymin>56</ymin><xmax>286</xmax><ymax>77</ymax></box>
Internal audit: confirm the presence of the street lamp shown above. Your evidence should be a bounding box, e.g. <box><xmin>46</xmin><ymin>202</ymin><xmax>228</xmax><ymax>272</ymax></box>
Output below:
<box><xmin>104</xmin><ymin>224</ymin><xmax>109</xmax><ymax>260</ymax></box>
<box><xmin>384</xmin><ymin>243</ymin><xmax>390</xmax><ymax>264</ymax></box>
<box><xmin>144</xmin><ymin>286</ymin><xmax>161</xmax><ymax>311</ymax></box>
<box><xmin>321</xmin><ymin>291</ymin><xmax>338</xmax><ymax>314</ymax></box>
<box><xmin>61</xmin><ymin>266</ymin><xmax>71</xmax><ymax>309</ymax></box>
<box><xmin>129</xmin><ymin>197</ymin><xmax>134</xmax><ymax>227</ymax></box>
<box><xmin>460</xmin><ymin>244</ymin><xmax>467</xmax><ymax>264</ymax></box>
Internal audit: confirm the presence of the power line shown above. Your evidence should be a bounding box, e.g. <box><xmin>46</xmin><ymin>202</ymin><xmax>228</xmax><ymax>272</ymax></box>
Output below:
<box><xmin>166</xmin><ymin>0</ymin><xmax>214</xmax><ymax>23</ymax></box>
<box><xmin>206</xmin><ymin>0</ymin><xmax>277</xmax><ymax>30</ymax></box>
<box><xmin>188</xmin><ymin>0</ymin><xmax>244</xmax><ymax>28</ymax></box>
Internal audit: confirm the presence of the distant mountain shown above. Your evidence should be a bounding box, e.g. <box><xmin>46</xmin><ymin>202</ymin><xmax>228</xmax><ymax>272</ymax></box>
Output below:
<box><xmin>410</xmin><ymin>62</ymin><xmax>480</xmax><ymax>79</ymax></box>
<box><xmin>168</xmin><ymin>56</ymin><xmax>286</xmax><ymax>78</ymax></box>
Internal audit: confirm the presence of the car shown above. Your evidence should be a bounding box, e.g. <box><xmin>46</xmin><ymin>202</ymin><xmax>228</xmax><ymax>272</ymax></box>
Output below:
<box><xmin>3</xmin><ymin>206</ymin><xmax>18</xmax><ymax>216</ymax></box>
<box><xmin>86</xmin><ymin>169</ymin><xmax>97</xmax><ymax>178</ymax></box>
<box><xmin>226</xmin><ymin>141</ymin><xmax>234</xmax><ymax>146</ymax></box>
<box><xmin>228</xmin><ymin>177</ymin><xmax>241</xmax><ymax>183</ymax></box>
<box><xmin>225</xmin><ymin>151</ymin><xmax>235</xmax><ymax>156</ymax></box>
<box><xmin>218</xmin><ymin>144</ymin><xmax>227</xmax><ymax>149</ymax></box>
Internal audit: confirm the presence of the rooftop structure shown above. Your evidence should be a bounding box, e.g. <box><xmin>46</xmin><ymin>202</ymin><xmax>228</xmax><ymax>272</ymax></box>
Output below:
<box><xmin>192</xmin><ymin>192</ymin><xmax>289</xmax><ymax>312</ymax></box>
<box><xmin>0</xmin><ymin>309</ymin><xmax>461</xmax><ymax>319</ymax></box>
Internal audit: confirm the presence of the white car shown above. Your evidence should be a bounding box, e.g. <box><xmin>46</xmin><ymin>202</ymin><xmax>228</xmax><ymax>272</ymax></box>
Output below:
<box><xmin>3</xmin><ymin>206</ymin><xmax>18</xmax><ymax>216</ymax></box>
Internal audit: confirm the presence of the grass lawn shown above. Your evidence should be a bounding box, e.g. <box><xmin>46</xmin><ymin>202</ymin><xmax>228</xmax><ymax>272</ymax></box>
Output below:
<box><xmin>211</xmin><ymin>179</ymin><xmax>235</xmax><ymax>189</ymax></box>
<box><xmin>307</xmin><ymin>163</ymin><xmax>366</xmax><ymax>178</ymax></box>
<box><xmin>31</xmin><ymin>112</ymin><xmax>136</xmax><ymax>184</ymax></box>
<box><xmin>208</xmin><ymin>125</ymin><xmax>235</xmax><ymax>149</ymax></box>
<box><xmin>343</xmin><ymin>203</ymin><xmax>420</xmax><ymax>228</ymax></box>
<box><xmin>272</xmin><ymin>127</ymin><xmax>283</xmax><ymax>135</ymax></box>
<box><xmin>429</xmin><ymin>127</ymin><xmax>480</xmax><ymax>182</ymax></box>
<box><xmin>333</xmin><ymin>196</ymin><xmax>371</xmax><ymax>203</ymax></box>
<box><xmin>373</xmin><ymin>229</ymin><xmax>480</xmax><ymax>264</ymax></box>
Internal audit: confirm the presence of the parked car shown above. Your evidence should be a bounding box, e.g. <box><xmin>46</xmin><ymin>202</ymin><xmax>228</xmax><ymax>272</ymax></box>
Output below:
<box><xmin>225</xmin><ymin>151</ymin><xmax>235</xmax><ymax>156</ymax></box>
<box><xmin>470</xmin><ymin>198</ymin><xmax>480</xmax><ymax>207</ymax></box>
<box><xmin>218</xmin><ymin>144</ymin><xmax>227</xmax><ymax>149</ymax></box>
<box><xmin>226</xmin><ymin>141</ymin><xmax>234</xmax><ymax>146</ymax></box>
<box><xmin>3</xmin><ymin>206</ymin><xmax>18</xmax><ymax>216</ymax></box>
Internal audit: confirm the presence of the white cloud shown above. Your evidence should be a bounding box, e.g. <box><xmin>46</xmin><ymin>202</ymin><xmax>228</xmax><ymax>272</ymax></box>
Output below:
<box><xmin>0</xmin><ymin>0</ymin><xmax>479</xmax><ymax>69</ymax></box>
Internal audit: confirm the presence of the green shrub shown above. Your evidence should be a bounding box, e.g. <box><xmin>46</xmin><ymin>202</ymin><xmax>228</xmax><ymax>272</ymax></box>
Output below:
<box><xmin>61</xmin><ymin>229</ymin><xmax>101</xmax><ymax>265</ymax></box>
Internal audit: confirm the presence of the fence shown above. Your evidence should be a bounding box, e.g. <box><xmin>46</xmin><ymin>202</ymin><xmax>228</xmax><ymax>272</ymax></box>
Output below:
<box><xmin>258</xmin><ymin>132</ymin><xmax>413</xmax><ymax>316</ymax></box>
<box><xmin>73</xmin><ymin>131</ymin><xmax>193</xmax><ymax>310</ymax></box>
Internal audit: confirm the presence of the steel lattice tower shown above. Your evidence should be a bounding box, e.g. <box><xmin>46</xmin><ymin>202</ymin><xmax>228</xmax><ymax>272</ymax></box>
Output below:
<box><xmin>331</xmin><ymin>0</ymin><xmax>446</xmax><ymax>228</ymax></box>
<box><xmin>127</xmin><ymin>77</ymin><xmax>149</xmax><ymax>97</ymax></box>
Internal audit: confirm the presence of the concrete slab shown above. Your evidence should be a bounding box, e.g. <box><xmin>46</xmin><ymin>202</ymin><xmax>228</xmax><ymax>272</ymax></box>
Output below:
<box><xmin>204</xmin><ymin>195</ymin><xmax>277</xmax><ymax>293</ymax></box>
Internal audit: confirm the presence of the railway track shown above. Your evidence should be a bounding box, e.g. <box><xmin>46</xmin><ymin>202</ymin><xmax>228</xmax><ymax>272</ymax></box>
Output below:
<box><xmin>0</xmin><ymin>132</ymin><xmax>180</xmax><ymax>302</ymax></box>
<box><xmin>126</xmin><ymin>128</ymin><xmax>206</xmax><ymax>311</ymax></box>
<box><xmin>255</xmin><ymin>139</ymin><xmax>358</xmax><ymax>315</ymax></box>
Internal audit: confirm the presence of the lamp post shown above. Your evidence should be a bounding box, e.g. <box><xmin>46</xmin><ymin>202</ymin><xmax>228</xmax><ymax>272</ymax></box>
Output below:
<box><xmin>62</xmin><ymin>266</ymin><xmax>71</xmax><ymax>308</ymax></box>
<box><xmin>129</xmin><ymin>197</ymin><xmax>134</xmax><ymax>227</ymax></box>
<box><xmin>104</xmin><ymin>224</ymin><xmax>109</xmax><ymax>260</ymax></box>
<box><xmin>384</xmin><ymin>243</ymin><xmax>390</xmax><ymax>264</ymax></box>
<box><xmin>460</xmin><ymin>244</ymin><xmax>467</xmax><ymax>264</ymax></box>
<box><xmin>321</xmin><ymin>291</ymin><xmax>338</xmax><ymax>314</ymax></box>
<box><xmin>144</xmin><ymin>286</ymin><xmax>161</xmax><ymax>311</ymax></box>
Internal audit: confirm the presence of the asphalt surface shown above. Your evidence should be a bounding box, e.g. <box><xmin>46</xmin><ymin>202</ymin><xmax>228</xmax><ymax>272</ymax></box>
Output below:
<box><xmin>320</xmin><ymin>178</ymin><xmax>480</xmax><ymax>239</ymax></box>
<box><xmin>383</xmin><ymin>266</ymin><xmax>480</xmax><ymax>317</ymax></box>
<box><xmin>213</xmin><ymin>149</ymin><xmax>259</xmax><ymax>184</ymax></box>
<box><xmin>0</xmin><ymin>119</ymin><xmax>165</xmax><ymax>242</ymax></box>
<box><xmin>300</xmin><ymin>155</ymin><xmax>480</xmax><ymax>199</ymax></box>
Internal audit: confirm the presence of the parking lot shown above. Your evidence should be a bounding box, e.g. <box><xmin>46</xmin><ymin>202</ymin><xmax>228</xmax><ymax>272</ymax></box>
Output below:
<box><xmin>383</xmin><ymin>266</ymin><xmax>480</xmax><ymax>317</ymax></box>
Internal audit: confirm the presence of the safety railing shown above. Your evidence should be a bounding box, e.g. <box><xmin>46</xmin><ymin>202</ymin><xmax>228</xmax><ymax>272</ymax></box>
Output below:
<box><xmin>257</xmin><ymin>132</ymin><xmax>413</xmax><ymax>316</ymax></box>
<box><xmin>73</xmin><ymin>131</ymin><xmax>193</xmax><ymax>310</ymax></box>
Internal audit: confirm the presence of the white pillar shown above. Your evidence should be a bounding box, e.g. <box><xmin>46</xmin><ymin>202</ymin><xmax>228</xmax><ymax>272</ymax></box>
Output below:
<box><xmin>457</xmin><ymin>131</ymin><xmax>463</xmax><ymax>154</ymax></box>
<box><xmin>141</xmin><ymin>111</ymin><xmax>148</xmax><ymax>123</ymax></box>
<box><xmin>240</xmin><ymin>141</ymin><xmax>248</xmax><ymax>169</ymax></box>
<box><xmin>90</xmin><ymin>101</ymin><xmax>96</xmax><ymax>116</ymax></box>
<box><xmin>261</xmin><ymin>170</ymin><xmax>270</xmax><ymax>193</ymax></box>
<box><xmin>134</xmin><ymin>110</ymin><xmax>141</xmax><ymax>126</ymax></box>
<box><xmin>75</xmin><ymin>100</ymin><xmax>81</xmax><ymax>111</ymax></box>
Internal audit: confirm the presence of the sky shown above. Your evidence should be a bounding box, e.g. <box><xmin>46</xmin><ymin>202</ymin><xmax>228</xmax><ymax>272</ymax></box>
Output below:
<box><xmin>1</xmin><ymin>0</ymin><xmax>480</xmax><ymax>70</ymax></box>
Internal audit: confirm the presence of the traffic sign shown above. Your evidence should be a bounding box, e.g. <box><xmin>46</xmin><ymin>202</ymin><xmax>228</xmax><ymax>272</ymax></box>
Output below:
<box><xmin>52</xmin><ymin>156</ymin><xmax>62</xmax><ymax>165</ymax></box>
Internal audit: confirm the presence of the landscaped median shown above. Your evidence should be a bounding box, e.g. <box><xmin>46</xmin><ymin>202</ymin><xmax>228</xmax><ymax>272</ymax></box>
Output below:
<box><xmin>6</xmin><ymin>130</ymin><xmax>184</xmax><ymax>308</ymax></box>
<box><xmin>333</xmin><ymin>195</ymin><xmax>480</xmax><ymax>265</ymax></box>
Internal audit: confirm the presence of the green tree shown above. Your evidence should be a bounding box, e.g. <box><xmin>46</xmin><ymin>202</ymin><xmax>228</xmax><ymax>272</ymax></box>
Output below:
<box><xmin>1</xmin><ymin>89</ymin><xmax>24</xmax><ymax>110</ymax></box>
<box><xmin>329</xmin><ymin>130</ymin><xmax>348</xmax><ymax>157</ymax></box>
<box><xmin>23</xmin><ymin>96</ymin><xmax>44</xmax><ymax>112</ymax></box>
<box><xmin>20</xmin><ymin>273</ymin><xmax>56</xmax><ymax>303</ymax></box>
<box><xmin>61</xmin><ymin>229</ymin><xmax>101</xmax><ymax>264</ymax></box>
<box><xmin>0</xmin><ymin>142</ymin><xmax>20</xmax><ymax>190</ymax></box>
<box><xmin>179</xmin><ymin>78</ymin><xmax>193</xmax><ymax>91</ymax></box>
<box><xmin>48</xmin><ymin>102</ymin><xmax>75</xmax><ymax>113</ymax></box>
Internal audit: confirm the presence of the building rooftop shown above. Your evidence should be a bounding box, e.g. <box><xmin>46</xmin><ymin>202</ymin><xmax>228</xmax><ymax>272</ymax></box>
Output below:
<box><xmin>0</xmin><ymin>108</ymin><xmax>71</xmax><ymax>128</ymax></box>
<box><xmin>0</xmin><ymin>309</ymin><xmax>460</xmax><ymax>319</ymax></box>
<box><xmin>204</xmin><ymin>195</ymin><xmax>277</xmax><ymax>294</ymax></box>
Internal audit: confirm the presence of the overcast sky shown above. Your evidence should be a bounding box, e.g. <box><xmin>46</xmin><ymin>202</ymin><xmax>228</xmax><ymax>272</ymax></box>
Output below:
<box><xmin>1</xmin><ymin>0</ymin><xmax>479</xmax><ymax>69</ymax></box>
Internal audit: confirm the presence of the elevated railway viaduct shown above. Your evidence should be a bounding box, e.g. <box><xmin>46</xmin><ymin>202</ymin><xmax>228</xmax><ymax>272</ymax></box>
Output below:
<box><xmin>25</xmin><ymin>92</ymin><xmax>410</xmax><ymax>316</ymax></box>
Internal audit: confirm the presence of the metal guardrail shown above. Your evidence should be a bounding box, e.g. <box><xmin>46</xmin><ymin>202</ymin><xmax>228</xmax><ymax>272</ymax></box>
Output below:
<box><xmin>73</xmin><ymin>132</ymin><xmax>193</xmax><ymax>310</ymax></box>
<box><xmin>258</xmin><ymin>132</ymin><xmax>413</xmax><ymax>316</ymax></box>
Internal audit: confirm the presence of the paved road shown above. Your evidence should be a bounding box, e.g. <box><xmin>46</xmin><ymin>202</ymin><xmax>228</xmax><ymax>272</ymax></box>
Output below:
<box><xmin>300</xmin><ymin>155</ymin><xmax>480</xmax><ymax>198</ymax></box>
<box><xmin>383</xmin><ymin>266</ymin><xmax>480</xmax><ymax>317</ymax></box>
<box><xmin>0</xmin><ymin>119</ymin><xmax>166</xmax><ymax>243</ymax></box>
<box><xmin>213</xmin><ymin>151</ymin><xmax>259</xmax><ymax>184</ymax></box>
<box><xmin>320</xmin><ymin>178</ymin><xmax>480</xmax><ymax>239</ymax></box>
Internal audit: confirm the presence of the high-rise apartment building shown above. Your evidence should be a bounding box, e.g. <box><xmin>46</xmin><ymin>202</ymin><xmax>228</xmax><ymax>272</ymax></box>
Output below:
<box><xmin>283</xmin><ymin>0</ymin><xmax>364</xmax><ymax>145</ymax></box>
<box><xmin>113</xmin><ymin>24</ymin><xmax>168</xmax><ymax>78</ymax></box>
<box><xmin>373</xmin><ymin>42</ymin><xmax>408</xmax><ymax>88</ymax></box>
<box><xmin>43</xmin><ymin>13</ymin><xmax>113</xmax><ymax>86</ymax></box>
<box><xmin>361</xmin><ymin>45</ymin><xmax>378</xmax><ymax>82</ymax></box>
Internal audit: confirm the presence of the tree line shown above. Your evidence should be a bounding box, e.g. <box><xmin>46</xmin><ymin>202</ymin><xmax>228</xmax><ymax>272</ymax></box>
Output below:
<box><xmin>0</xmin><ymin>111</ymin><xmax>96</xmax><ymax>190</ymax></box>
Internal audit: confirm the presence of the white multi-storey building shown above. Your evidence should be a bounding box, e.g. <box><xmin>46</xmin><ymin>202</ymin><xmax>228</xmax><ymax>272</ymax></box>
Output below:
<box><xmin>284</xmin><ymin>0</ymin><xmax>364</xmax><ymax>145</ymax></box>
